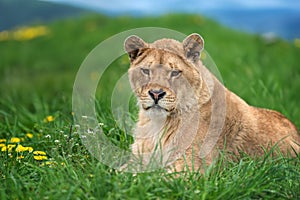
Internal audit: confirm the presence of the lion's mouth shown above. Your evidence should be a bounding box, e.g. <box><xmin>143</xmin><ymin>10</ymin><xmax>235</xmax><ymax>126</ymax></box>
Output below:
<box><xmin>145</xmin><ymin>104</ymin><xmax>166</xmax><ymax>111</ymax></box>
<box><xmin>143</xmin><ymin>103</ymin><xmax>176</xmax><ymax>113</ymax></box>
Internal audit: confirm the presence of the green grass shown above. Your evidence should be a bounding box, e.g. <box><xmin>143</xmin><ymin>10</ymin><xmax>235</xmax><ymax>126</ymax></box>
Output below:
<box><xmin>0</xmin><ymin>14</ymin><xmax>300</xmax><ymax>199</ymax></box>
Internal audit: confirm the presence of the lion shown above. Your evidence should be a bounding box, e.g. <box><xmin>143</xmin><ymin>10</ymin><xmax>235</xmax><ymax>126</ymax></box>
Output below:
<box><xmin>123</xmin><ymin>33</ymin><xmax>300</xmax><ymax>172</ymax></box>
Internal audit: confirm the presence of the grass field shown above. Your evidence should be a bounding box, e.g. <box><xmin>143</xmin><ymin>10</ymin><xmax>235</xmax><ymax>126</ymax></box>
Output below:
<box><xmin>0</xmin><ymin>14</ymin><xmax>300</xmax><ymax>199</ymax></box>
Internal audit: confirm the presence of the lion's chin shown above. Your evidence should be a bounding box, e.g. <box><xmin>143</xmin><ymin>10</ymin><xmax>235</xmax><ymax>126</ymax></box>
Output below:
<box><xmin>146</xmin><ymin>108</ymin><xmax>168</xmax><ymax>120</ymax></box>
<box><xmin>143</xmin><ymin>104</ymin><xmax>175</xmax><ymax>119</ymax></box>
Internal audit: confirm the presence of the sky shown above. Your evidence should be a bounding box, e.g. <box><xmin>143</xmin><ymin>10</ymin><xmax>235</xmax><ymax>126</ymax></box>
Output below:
<box><xmin>44</xmin><ymin>0</ymin><xmax>300</xmax><ymax>14</ymax></box>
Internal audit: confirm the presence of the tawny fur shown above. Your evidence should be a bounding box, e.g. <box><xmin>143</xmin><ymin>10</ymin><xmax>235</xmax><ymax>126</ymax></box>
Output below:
<box><xmin>124</xmin><ymin>34</ymin><xmax>300</xmax><ymax>172</ymax></box>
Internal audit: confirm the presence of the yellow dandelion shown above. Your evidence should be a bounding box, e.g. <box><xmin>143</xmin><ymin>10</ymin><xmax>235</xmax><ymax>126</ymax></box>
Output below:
<box><xmin>8</xmin><ymin>144</ymin><xmax>16</xmax><ymax>149</ymax></box>
<box><xmin>33</xmin><ymin>151</ymin><xmax>47</xmax><ymax>155</ymax></box>
<box><xmin>0</xmin><ymin>139</ymin><xmax>6</xmax><ymax>143</ymax></box>
<box><xmin>10</xmin><ymin>137</ymin><xmax>21</xmax><ymax>143</ymax></box>
<box><xmin>44</xmin><ymin>115</ymin><xmax>54</xmax><ymax>123</ymax></box>
<box><xmin>34</xmin><ymin>155</ymin><xmax>48</xmax><ymax>161</ymax></box>
<box><xmin>13</xmin><ymin>26</ymin><xmax>49</xmax><ymax>41</ymax></box>
<box><xmin>26</xmin><ymin>133</ymin><xmax>34</xmax><ymax>139</ymax></box>
<box><xmin>28</xmin><ymin>147</ymin><xmax>34</xmax><ymax>152</ymax></box>
<box><xmin>0</xmin><ymin>144</ymin><xmax>5</xmax><ymax>147</ymax></box>
<box><xmin>17</xmin><ymin>155</ymin><xmax>25</xmax><ymax>160</ymax></box>
<box><xmin>1</xmin><ymin>146</ymin><xmax>6</xmax><ymax>152</ymax></box>
<box><xmin>15</xmin><ymin>144</ymin><xmax>33</xmax><ymax>153</ymax></box>
<box><xmin>15</xmin><ymin>144</ymin><xmax>27</xmax><ymax>152</ymax></box>
<box><xmin>1</xmin><ymin>144</ymin><xmax>16</xmax><ymax>152</ymax></box>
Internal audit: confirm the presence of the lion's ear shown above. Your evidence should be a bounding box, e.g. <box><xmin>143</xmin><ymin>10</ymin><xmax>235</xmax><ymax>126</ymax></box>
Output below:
<box><xmin>124</xmin><ymin>35</ymin><xmax>147</xmax><ymax>62</ymax></box>
<box><xmin>182</xmin><ymin>33</ymin><xmax>204</xmax><ymax>63</ymax></box>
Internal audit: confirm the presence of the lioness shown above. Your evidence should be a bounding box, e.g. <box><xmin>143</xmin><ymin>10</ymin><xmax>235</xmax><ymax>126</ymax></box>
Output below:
<box><xmin>124</xmin><ymin>33</ymin><xmax>300</xmax><ymax>172</ymax></box>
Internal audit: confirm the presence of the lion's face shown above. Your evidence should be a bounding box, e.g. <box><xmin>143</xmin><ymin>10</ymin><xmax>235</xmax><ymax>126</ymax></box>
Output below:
<box><xmin>124</xmin><ymin>34</ymin><xmax>204</xmax><ymax>117</ymax></box>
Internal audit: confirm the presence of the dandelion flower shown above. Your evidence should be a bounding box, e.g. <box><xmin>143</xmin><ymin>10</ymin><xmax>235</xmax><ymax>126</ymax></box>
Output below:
<box><xmin>10</xmin><ymin>137</ymin><xmax>21</xmax><ymax>143</ymax></box>
<box><xmin>44</xmin><ymin>115</ymin><xmax>54</xmax><ymax>123</ymax></box>
<box><xmin>1</xmin><ymin>146</ymin><xmax>6</xmax><ymax>152</ymax></box>
<box><xmin>26</xmin><ymin>133</ymin><xmax>34</xmax><ymax>139</ymax></box>
<box><xmin>17</xmin><ymin>155</ymin><xmax>25</xmax><ymax>160</ymax></box>
<box><xmin>15</xmin><ymin>144</ymin><xmax>33</xmax><ymax>152</ymax></box>
<box><xmin>1</xmin><ymin>144</ymin><xmax>16</xmax><ymax>152</ymax></box>
<box><xmin>0</xmin><ymin>139</ymin><xmax>6</xmax><ymax>143</ymax></box>
<box><xmin>33</xmin><ymin>151</ymin><xmax>48</xmax><ymax>161</ymax></box>
<box><xmin>34</xmin><ymin>155</ymin><xmax>48</xmax><ymax>161</ymax></box>
<box><xmin>0</xmin><ymin>144</ymin><xmax>5</xmax><ymax>147</ymax></box>
<box><xmin>0</xmin><ymin>26</ymin><xmax>49</xmax><ymax>41</ymax></box>
<box><xmin>13</xmin><ymin>26</ymin><xmax>49</xmax><ymax>41</ymax></box>
<box><xmin>33</xmin><ymin>150</ymin><xmax>47</xmax><ymax>155</ymax></box>
<box><xmin>16</xmin><ymin>144</ymin><xmax>28</xmax><ymax>152</ymax></box>
<box><xmin>8</xmin><ymin>144</ymin><xmax>16</xmax><ymax>149</ymax></box>
<box><xmin>28</xmin><ymin>147</ymin><xmax>34</xmax><ymax>152</ymax></box>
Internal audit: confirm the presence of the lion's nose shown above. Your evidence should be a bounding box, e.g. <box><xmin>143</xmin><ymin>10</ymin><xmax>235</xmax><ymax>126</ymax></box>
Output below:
<box><xmin>148</xmin><ymin>89</ymin><xmax>166</xmax><ymax>104</ymax></box>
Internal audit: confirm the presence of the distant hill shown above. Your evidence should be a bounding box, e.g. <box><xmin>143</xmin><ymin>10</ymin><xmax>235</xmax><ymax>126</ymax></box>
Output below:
<box><xmin>0</xmin><ymin>0</ymin><xmax>91</xmax><ymax>30</ymax></box>
<box><xmin>204</xmin><ymin>8</ymin><xmax>300</xmax><ymax>41</ymax></box>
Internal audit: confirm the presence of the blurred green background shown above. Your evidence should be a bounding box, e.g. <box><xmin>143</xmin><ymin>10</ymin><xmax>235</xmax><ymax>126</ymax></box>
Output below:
<box><xmin>0</xmin><ymin>0</ymin><xmax>299</xmax><ymax>130</ymax></box>
<box><xmin>1</xmin><ymin>0</ymin><xmax>299</xmax><ymax>128</ymax></box>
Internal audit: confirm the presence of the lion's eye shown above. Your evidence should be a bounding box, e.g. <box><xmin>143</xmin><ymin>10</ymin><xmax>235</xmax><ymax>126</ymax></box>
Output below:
<box><xmin>171</xmin><ymin>70</ymin><xmax>181</xmax><ymax>77</ymax></box>
<box><xmin>141</xmin><ymin>68</ymin><xmax>150</xmax><ymax>75</ymax></box>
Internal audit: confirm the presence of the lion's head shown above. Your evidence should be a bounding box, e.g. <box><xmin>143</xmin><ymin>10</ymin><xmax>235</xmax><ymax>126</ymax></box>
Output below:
<box><xmin>124</xmin><ymin>34</ymin><xmax>206</xmax><ymax>118</ymax></box>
